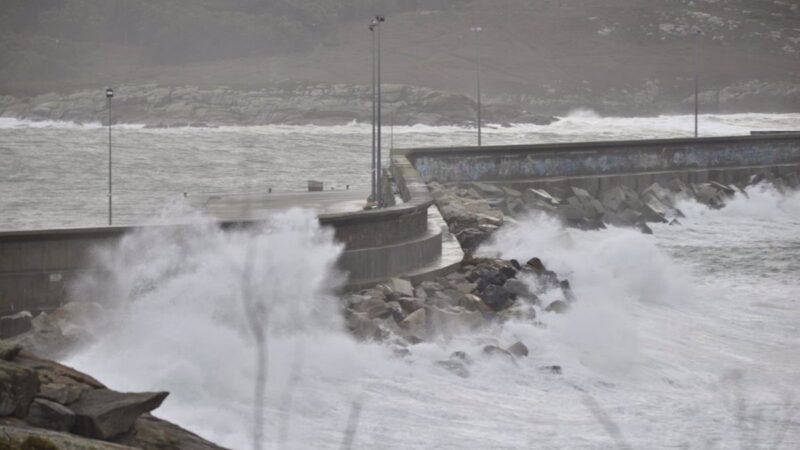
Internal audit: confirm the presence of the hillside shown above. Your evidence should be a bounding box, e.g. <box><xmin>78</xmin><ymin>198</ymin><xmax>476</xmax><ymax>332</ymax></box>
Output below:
<box><xmin>1</xmin><ymin>0</ymin><xmax>798</xmax><ymax>116</ymax></box>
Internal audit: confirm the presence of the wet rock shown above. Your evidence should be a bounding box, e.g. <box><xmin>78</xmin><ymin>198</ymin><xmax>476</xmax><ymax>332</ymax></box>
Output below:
<box><xmin>482</xmin><ymin>345</ymin><xmax>518</xmax><ymax>365</ymax></box>
<box><xmin>70</xmin><ymin>388</ymin><xmax>169</xmax><ymax>440</ymax></box>
<box><xmin>0</xmin><ymin>311</ymin><xmax>33</xmax><ymax>339</ymax></box>
<box><xmin>25</xmin><ymin>398</ymin><xmax>76</xmax><ymax>432</ymax></box>
<box><xmin>386</xmin><ymin>278</ymin><xmax>414</xmax><ymax>298</ymax></box>
<box><xmin>434</xmin><ymin>360</ymin><xmax>470</xmax><ymax>378</ymax></box>
<box><xmin>345</xmin><ymin>311</ymin><xmax>384</xmax><ymax>341</ymax></box>
<box><xmin>560</xmin><ymin>280</ymin><xmax>576</xmax><ymax>303</ymax></box>
<box><xmin>545</xmin><ymin>300</ymin><xmax>570</xmax><ymax>314</ymax></box>
<box><xmin>397</xmin><ymin>297</ymin><xmax>424</xmax><ymax>314</ymax></box>
<box><xmin>449</xmin><ymin>351</ymin><xmax>474</xmax><ymax>365</ymax></box>
<box><xmin>459</xmin><ymin>294</ymin><xmax>492</xmax><ymax>313</ymax></box>
<box><xmin>504</xmin><ymin>279</ymin><xmax>532</xmax><ymax>300</ymax></box>
<box><xmin>507</xmin><ymin>341</ymin><xmax>529</xmax><ymax>358</ymax></box>
<box><xmin>509</xmin><ymin>259</ymin><xmax>522</xmax><ymax>270</ymax></box>
<box><xmin>471</xmin><ymin>182</ymin><xmax>505</xmax><ymax>197</ymax></box>
<box><xmin>637</xmin><ymin>222</ymin><xmax>654</xmax><ymax>234</ymax></box>
<box><xmin>540</xmin><ymin>365</ymin><xmax>563</xmax><ymax>375</ymax></box>
<box><xmin>526</xmin><ymin>257</ymin><xmax>546</xmax><ymax>274</ymax></box>
<box><xmin>0</xmin><ymin>360</ymin><xmax>40</xmax><ymax>418</ymax></box>
<box><xmin>0</xmin><ymin>340</ymin><xmax>23</xmax><ymax>361</ymax></box>
<box><xmin>479</xmin><ymin>284</ymin><xmax>514</xmax><ymax>312</ymax></box>
<box><xmin>399</xmin><ymin>308</ymin><xmax>427</xmax><ymax>332</ymax></box>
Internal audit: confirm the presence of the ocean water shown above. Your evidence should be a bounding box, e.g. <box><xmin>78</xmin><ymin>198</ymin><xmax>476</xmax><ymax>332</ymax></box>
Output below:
<box><xmin>2</xmin><ymin>112</ymin><xmax>799</xmax><ymax>448</ymax></box>
<box><xmin>1</xmin><ymin>112</ymin><xmax>799</xmax><ymax>230</ymax></box>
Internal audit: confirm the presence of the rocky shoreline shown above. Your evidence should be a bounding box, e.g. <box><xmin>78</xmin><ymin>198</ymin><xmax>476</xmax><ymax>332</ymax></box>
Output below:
<box><xmin>426</xmin><ymin>168</ymin><xmax>800</xmax><ymax>253</ymax></box>
<box><xmin>0</xmin><ymin>82</ymin><xmax>556</xmax><ymax>128</ymax></box>
<box><xmin>0</xmin><ymin>339</ymin><xmax>226</xmax><ymax>450</ymax></box>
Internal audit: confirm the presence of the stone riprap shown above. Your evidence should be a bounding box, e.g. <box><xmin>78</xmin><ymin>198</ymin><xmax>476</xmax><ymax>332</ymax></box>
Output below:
<box><xmin>341</xmin><ymin>256</ymin><xmax>574</xmax><ymax>377</ymax></box>
<box><xmin>0</xmin><ymin>339</ymin><xmax>227</xmax><ymax>450</ymax></box>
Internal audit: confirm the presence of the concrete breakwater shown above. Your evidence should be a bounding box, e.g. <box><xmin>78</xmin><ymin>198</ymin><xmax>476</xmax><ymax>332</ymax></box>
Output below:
<box><xmin>401</xmin><ymin>133</ymin><xmax>800</xmax><ymax>249</ymax></box>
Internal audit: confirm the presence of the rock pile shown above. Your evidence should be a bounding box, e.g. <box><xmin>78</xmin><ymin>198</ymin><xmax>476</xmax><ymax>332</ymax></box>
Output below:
<box><xmin>342</xmin><ymin>256</ymin><xmax>575</xmax><ymax>347</ymax></box>
<box><xmin>0</xmin><ymin>339</ymin><xmax>226</xmax><ymax>449</ymax></box>
<box><xmin>428</xmin><ymin>182</ymin><xmax>507</xmax><ymax>253</ymax></box>
<box><xmin>429</xmin><ymin>171</ymin><xmax>799</xmax><ymax>238</ymax></box>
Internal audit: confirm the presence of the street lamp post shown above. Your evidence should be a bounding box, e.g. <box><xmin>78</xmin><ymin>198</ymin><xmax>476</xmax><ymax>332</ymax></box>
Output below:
<box><xmin>471</xmin><ymin>26</ymin><xmax>483</xmax><ymax>146</ymax></box>
<box><xmin>370</xmin><ymin>21</ymin><xmax>377</xmax><ymax>203</ymax></box>
<box><xmin>105</xmin><ymin>88</ymin><xmax>114</xmax><ymax>225</ymax></box>
<box><xmin>370</xmin><ymin>15</ymin><xmax>385</xmax><ymax>206</ymax></box>
<box><xmin>693</xmin><ymin>29</ymin><xmax>701</xmax><ymax>138</ymax></box>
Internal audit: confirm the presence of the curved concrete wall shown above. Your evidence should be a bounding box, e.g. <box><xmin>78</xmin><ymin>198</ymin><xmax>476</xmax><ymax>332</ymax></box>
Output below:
<box><xmin>0</xmin><ymin>167</ymin><xmax>438</xmax><ymax>314</ymax></box>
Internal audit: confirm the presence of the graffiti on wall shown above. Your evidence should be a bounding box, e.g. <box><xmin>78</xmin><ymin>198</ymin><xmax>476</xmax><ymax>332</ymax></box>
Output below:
<box><xmin>411</xmin><ymin>140</ymin><xmax>800</xmax><ymax>183</ymax></box>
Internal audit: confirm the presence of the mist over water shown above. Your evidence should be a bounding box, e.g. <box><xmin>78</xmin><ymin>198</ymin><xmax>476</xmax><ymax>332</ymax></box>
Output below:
<box><xmin>56</xmin><ymin>184</ymin><xmax>800</xmax><ymax>449</ymax></box>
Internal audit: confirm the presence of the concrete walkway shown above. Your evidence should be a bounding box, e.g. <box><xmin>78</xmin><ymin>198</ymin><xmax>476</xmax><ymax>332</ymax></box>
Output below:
<box><xmin>189</xmin><ymin>189</ymin><xmax>369</xmax><ymax>221</ymax></box>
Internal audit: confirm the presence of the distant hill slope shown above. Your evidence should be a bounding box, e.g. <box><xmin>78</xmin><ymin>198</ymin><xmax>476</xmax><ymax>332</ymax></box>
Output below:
<box><xmin>1</xmin><ymin>0</ymin><xmax>798</xmax><ymax>115</ymax></box>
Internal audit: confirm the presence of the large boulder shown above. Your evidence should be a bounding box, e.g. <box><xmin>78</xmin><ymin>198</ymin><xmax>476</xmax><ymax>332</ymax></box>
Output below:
<box><xmin>479</xmin><ymin>284</ymin><xmax>514</xmax><ymax>311</ymax></box>
<box><xmin>0</xmin><ymin>360</ymin><xmax>40</xmax><ymax>418</ymax></box>
<box><xmin>116</xmin><ymin>413</ymin><xmax>228</xmax><ymax>450</ymax></box>
<box><xmin>385</xmin><ymin>278</ymin><xmax>414</xmax><ymax>298</ymax></box>
<box><xmin>69</xmin><ymin>389</ymin><xmax>169</xmax><ymax>440</ymax></box>
<box><xmin>25</xmin><ymin>398</ymin><xmax>76</xmax><ymax>432</ymax></box>
<box><xmin>0</xmin><ymin>312</ymin><xmax>33</xmax><ymax>339</ymax></box>
<box><xmin>0</xmin><ymin>425</ymin><xmax>138</xmax><ymax>449</ymax></box>
<box><xmin>0</xmin><ymin>340</ymin><xmax>23</xmax><ymax>361</ymax></box>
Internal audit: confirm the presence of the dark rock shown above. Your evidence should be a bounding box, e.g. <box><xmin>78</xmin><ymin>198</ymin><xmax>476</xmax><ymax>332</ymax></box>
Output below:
<box><xmin>434</xmin><ymin>360</ymin><xmax>470</xmax><ymax>378</ymax></box>
<box><xmin>509</xmin><ymin>259</ymin><xmax>521</xmax><ymax>270</ymax></box>
<box><xmin>526</xmin><ymin>257</ymin><xmax>546</xmax><ymax>273</ymax></box>
<box><xmin>25</xmin><ymin>398</ymin><xmax>76</xmax><ymax>432</ymax></box>
<box><xmin>637</xmin><ymin>222</ymin><xmax>654</xmax><ymax>234</ymax></box>
<box><xmin>116</xmin><ymin>413</ymin><xmax>227</xmax><ymax>450</ymax></box>
<box><xmin>0</xmin><ymin>360</ymin><xmax>40</xmax><ymax>418</ymax></box>
<box><xmin>449</xmin><ymin>351</ymin><xmax>474</xmax><ymax>365</ymax></box>
<box><xmin>499</xmin><ymin>266</ymin><xmax>517</xmax><ymax>279</ymax></box>
<box><xmin>0</xmin><ymin>312</ymin><xmax>33</xmax><ymax>339</ymax></box>
<box><xmin>479</xmin><ymin>284</ymin><xmax>514</xmax><ymax>312</ymax></box>
<box><xmin>507</xmin><ymin>341</ymin><xmax>529</xmax><ymax>358</ymax></box>
<box><xmin>481</xmin><ymin>345</ymin><xmax>518</xmax><ymax>365</ymax></box>
<box><xmin>0</xmin><ymin>340</ymin><xmax>23</xmax><ymax>361</ymax></box>
<box><xmin>545</xmin><ymin>300</ymin><xmax>570</xmax><ymax>314</ymax></box>
<box><xmin>560</xmin><ymin>280</ymin><xmax>577</xmax><ymax>303</ymax></box>
<box><xmin>70</xmin><ymin>389</ymin><xmax>169</xmax><ymax>440</ymax></box>
<box><xmin>540</xmin><ymin>365</ymin><xmax>563</xmax><ymax>375</ymax></box>
<box><xmin>503</xmin><ymin>279</ymin><xmax>531</xmax><ymax>300</ymax></box>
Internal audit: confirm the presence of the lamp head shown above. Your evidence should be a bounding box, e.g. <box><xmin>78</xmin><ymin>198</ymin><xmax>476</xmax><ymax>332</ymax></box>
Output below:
<box><xmin>105</xmin><ymin>88</ymin><xmax>114</xmax><ymax>98</ymax></box>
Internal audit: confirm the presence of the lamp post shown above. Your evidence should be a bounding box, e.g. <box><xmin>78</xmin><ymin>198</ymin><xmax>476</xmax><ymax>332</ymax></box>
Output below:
<box><xmin>105</xmin><ymin>88</ymin><xmax>114</xmax><ymax>225</ymax></box>
<box><xmin>370</xmin><ymin>15</ymin><xmax>385</xmax><ymax>206</ymax></box>
<box><xmin>693</xmin><ymin>29</ymin><xmax>701</xmax><ymax>138</ymax></box>
<box><xmin>370</xmin><ymin>20</ymin><xmax>377</xmax><ymax>203</ymax></box>
<box><xmin>471</xmin><ymin>26</ymin><xmax>483</xmax><ymax>146</ymax></box>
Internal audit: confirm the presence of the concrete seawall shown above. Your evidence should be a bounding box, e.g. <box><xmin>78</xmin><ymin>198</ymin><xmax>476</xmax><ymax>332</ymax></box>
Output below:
<box><xmin>0</xmin><ymin>166</ymin><xmax>448</xmax><ymax>314</ymax></box>
<box><xmin>406</xmin><ymin>134</ymin><xmax>800</xmax><ymax>185</ymax></box>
